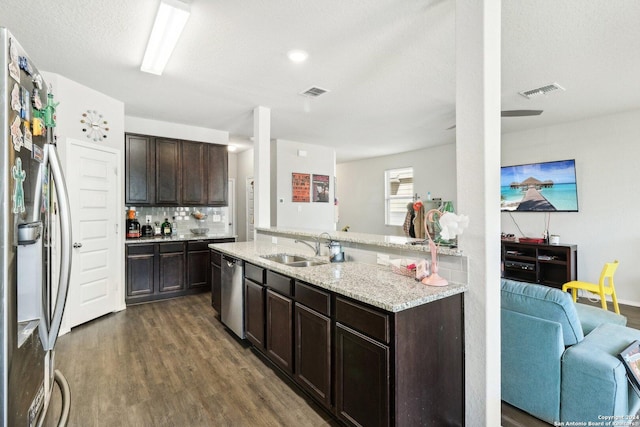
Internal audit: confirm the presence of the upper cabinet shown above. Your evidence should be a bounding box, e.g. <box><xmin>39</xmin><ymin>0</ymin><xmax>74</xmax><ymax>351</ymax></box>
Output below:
<box><xmin>125</xmin><ymin>134</ymin><xmax>155</xmax><ymax>205</ymax></box>
<box><xmin>155</xmin><ymin>138</ymin><xmax>182</xmax><ymax>205</ymax></box>
<box><xmin>125</xmin><ymin>133</ymin><xmax>228</xmax><ymax>207</ymax></box>
<box><xmin>206</xmin><ymin>143</ymin><xmax>228</xmax><ymax>206</ymax></box>
<box><xmin>181</xmin><ymin>140</ymin><xmax>207</xmax><ymax>205</ymax></box>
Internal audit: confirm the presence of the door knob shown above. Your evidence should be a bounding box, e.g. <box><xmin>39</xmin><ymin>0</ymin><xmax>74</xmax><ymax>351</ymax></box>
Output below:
<box><xmin>73</xmin><ymin>242</ymin><xmax>83</xmax><ymax>248</ymax></box>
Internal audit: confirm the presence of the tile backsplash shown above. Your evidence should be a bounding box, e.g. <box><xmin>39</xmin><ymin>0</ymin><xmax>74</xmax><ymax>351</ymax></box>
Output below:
<box><xmin>128</xmin><ymin>206</ymin><xmax>230</xmax><ymax>235</ymax></box>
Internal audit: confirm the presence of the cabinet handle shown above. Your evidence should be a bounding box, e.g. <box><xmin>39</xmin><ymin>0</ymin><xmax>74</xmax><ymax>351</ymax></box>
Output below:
<box><xmin>73</xmin><ymin>242</ymin><xmax>83</xmax><ymax>248</ymax></box>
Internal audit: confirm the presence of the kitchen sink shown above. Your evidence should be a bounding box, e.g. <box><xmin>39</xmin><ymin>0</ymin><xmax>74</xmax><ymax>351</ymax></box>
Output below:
<box><xmin>285</xmin><ymin>260</ymin><xmax>327</xmax><ymax>267</ymax></box>
<box><xmin>260</xmin><ymin>253</ymin><xmax>327</xmax><ymax>267</ymax></box>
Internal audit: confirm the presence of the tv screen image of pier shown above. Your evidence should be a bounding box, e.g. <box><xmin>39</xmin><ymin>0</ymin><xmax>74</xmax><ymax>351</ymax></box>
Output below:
<box><xmin>500</xmin><ymin>159</ymin><xmax>579</xmax><ymax>212</ymax></box>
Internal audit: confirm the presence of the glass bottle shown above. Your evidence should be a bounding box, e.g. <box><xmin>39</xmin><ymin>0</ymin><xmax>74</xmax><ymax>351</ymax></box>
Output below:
<box><xmin>161</xmin><ymin>218</ymin><xmax>172</xmax><ymax>237</ymax></box>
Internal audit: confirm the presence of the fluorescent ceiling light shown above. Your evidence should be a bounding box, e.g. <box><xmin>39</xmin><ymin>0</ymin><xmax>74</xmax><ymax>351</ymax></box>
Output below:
<box><xmin>140</xmin><ymin>0</ymin><xmax>191</xmax><ymax>75</ymax></box>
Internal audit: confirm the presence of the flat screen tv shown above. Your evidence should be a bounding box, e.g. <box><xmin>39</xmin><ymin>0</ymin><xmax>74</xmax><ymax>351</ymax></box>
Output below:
<box><xmin>501</xmin><ymin>159</ymin><xmax>579</xmax><ymax>212</ymax></box>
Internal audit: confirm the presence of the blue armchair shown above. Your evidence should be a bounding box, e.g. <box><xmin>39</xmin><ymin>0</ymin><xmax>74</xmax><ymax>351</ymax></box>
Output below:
<box><xmin>501</xmin><ymin>278</ymin><xmax>640</xmax><ymax>424</ymax></box>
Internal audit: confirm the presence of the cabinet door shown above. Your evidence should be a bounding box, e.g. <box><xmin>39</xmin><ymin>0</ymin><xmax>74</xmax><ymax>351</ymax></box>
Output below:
<box><xmin>211</xmin><ymin>261</ymin><xmax>221</xmax><ymax>312</ymax></box>
<box><xmin>335</xmin><ymin>323</ymin><xmax>390</xmax><ymax>427</ymax></box>
<box><xmin>125</xmin><ymin>134</ymin><xmax>154</xmax><ymax>205</ymax></box>
<box><xmin>295</xmin><ymin>303</ymin><xmax>331</xmax><ymax>409</ymax></box>
<box><xmin>244</xmin><ymin>279</ymin><xmax>265</xmax><ymax>349</ymax></box>
<box><xmin>266</xmin><ymin>289</ymin><xmax>294</xmax><ymax>374</ymax></box>
<box><xmin>155</xmin><ymin>138</ymin><xmax>181</xmax><ymax>205</ymax></box>
<box><xmin>126</xmin><ymin>253</ymin><xmax>155</xmax><ymax>299</ymax></box>
<box><xmin>187</xmin><ymin>249</ymin><xmax>210</xmax><ymax>290</ymax></box>
<box><xmin>206</xmin><ymin>143</ymin><xmax>228</xmax><ymax>206</ymax></box>
<box><xmin>181</xmin><ymin>140</ymin><xmax>207</xmax><ymax>205</ymax></box>
<box><xmin>158</xmin><ymin>248</ymin><xmax>185</xmax><ymax>293</ymax></box>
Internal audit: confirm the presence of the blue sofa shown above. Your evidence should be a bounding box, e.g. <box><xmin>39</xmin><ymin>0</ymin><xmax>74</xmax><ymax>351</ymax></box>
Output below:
<box><xmin>501</xmin><ymin>278</ymin><xmax>640</xmax><ymax>424</ymax></box>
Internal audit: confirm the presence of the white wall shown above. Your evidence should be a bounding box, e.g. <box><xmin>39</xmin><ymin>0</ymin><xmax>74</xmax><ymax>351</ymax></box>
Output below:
<box><xmin>501</xmin><ymin>109</ymin><xmax>640</xmax><ymax>306</ymax></box>
<box><xmin>42</xmin><ymin>72</ymin><xmax>127</xmax><ymax>327</ymax></box>
<box><xmin>274</xmin><ymin>139</ymin><xmax>336</xmax><ymax>231</ymax></box>
<box><xmin>124</xmin><ymin>116</ymin><xmax>228</xmax><ymax>144</ymax></box>
<box><xmin>336</xmin><ymin>143</ymin><xmax>457</xmax><ymax>235</ymax></box>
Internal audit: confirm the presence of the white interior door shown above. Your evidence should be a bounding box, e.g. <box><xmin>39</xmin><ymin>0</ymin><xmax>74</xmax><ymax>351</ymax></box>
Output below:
<box><xmin>66</xmin><ymin>140</ymin><xmax>119</xmax><ymax>328</ymax></box>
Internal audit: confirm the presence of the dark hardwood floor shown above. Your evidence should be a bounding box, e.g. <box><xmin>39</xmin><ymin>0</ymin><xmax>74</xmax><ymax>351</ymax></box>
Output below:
<box><xmin>501</xmin><ymin>297</ymin><xmax>640</xmax><ymax>427</ymax></box>
<box><xmin>43</xmin><ymin>293</ymin><xmax>338</xmax><ymax>427</ymax></box>
<box><xmin>41</xmin><ymin>291</ymin><xmax>640</xmax><ymax>426</ymax></box>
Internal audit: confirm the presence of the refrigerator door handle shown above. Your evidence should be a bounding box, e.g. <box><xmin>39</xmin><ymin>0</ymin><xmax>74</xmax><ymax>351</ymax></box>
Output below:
<box><xmin>43</xmin><ymin>144</ymin><xmax>72</xmax><ymax>351</ymax></box>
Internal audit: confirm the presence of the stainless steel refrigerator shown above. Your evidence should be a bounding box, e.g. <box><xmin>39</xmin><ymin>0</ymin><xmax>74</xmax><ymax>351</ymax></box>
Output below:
<box><xmin>0</xmin><ymin>28</ymin><xmax>72</xmax><ymax>426</ymax></box>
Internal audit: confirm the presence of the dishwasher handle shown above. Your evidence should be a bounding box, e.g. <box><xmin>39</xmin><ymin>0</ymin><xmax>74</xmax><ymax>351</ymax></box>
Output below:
<box><xmin>223</xmin><ymin>255</ymin><xmax>238</xmax><ymax>268</ymax></box>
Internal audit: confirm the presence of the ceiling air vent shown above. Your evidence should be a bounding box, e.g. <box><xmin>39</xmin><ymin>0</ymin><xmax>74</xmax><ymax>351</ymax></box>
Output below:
<box><xmin>300</xmin><ymin>86</ymin><xmax>330</xmax><ymax>97</ymax></box>
<box><xmin>519</xmin><ymin>82</ymin><xmax>565</xmax><ymax>99</ymax></box>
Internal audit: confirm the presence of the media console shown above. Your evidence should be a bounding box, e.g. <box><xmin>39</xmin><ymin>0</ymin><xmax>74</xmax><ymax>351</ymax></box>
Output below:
<box><xmin>501</xmin><ymin>241</ymin><xmax>577</xmax><ymax>289</ymax></box>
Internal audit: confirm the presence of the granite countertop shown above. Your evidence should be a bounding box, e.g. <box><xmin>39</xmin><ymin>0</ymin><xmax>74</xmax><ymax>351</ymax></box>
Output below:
<box><xmin>209</xmin><ymin>240</ymin><xmax>467</xmax><ymax>313</ymax></box>
<box><xmin>255</xmin><ymin>227</ymin><xmax>463</xmax><ymax>256</ymax></box>
<box><xmin>126</xmin><ymin>233</ymin><xmax>236</xmax><ymax>244</ymax></box>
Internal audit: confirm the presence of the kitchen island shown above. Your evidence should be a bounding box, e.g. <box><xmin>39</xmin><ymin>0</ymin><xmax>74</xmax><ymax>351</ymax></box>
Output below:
<box><xmin>210</xmin><ymin>231</ymin><xmax>466</xmax><ymax>427</ymax></box>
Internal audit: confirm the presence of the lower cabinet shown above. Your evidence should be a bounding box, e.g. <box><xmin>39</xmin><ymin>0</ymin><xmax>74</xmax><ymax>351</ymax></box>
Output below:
<box><xmin>294</xmin><ymin>303</ymin><xmax>331</xmax><ymax>409</ymax></box>
<box><xmin>126</xmin><ymin>238</ymin><xmax>234</xmax><ymax>305</ymax></box>
<box><xmin>244</xmin><ymin>278</ymin><xmax>265</xmax><ymax>349</ymax></box>
<box><xmin>187</xmin><ymin>241</ymin><xmax>211</xmax><ymax>290</ymax></box>
<box><xmin>210</xmin><ymin>250</ymin><xmax>222</xmax><ymax>313</ymax></box>
<box><xmin>126</xmin><ymin>242</ymin><xmax>186</xmax><ymax>304</ymax></box>
<box><xmin>266</xmin><ymin>289</ymin><xmax>294</xmax><ymax>374</ymax></box>
<box><xmin>241</xmin><ymin>268</ymin><xmax>465</xmax><ymax>427</ymax></box>
<box><xmin>335</xmin><ymin>323</ymin><xmax>390</xmax><ymax>427</ymax></box>
<box><xmin>158</xmin><ymin>242</ymin><xmax>186</xmax><ymax>293</ymax></box>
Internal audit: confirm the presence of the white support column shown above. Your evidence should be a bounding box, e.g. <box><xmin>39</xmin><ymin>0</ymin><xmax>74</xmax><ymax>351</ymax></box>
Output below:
<box><xmin>456</xmin><ymin>1</ymin><xmax>502</xmax><ymax>425</ymax></box>
<box><xmin>253</xmin><ymin>106</ymin><xmax>271</xmax><ymax>232</ymax></box>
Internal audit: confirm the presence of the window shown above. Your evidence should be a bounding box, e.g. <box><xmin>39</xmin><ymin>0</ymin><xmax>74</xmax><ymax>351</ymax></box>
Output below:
<box><xmin>385</xmin><ymin>167</ymin><xmax>413</xmax><ymax>226</ymax></box>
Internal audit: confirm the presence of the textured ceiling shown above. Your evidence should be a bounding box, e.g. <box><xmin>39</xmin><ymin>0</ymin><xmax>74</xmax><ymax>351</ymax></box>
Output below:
<box><xmin>1</xmin><ymin>0</ymin><xmax>639</xmax><ymax>162</ymax></box>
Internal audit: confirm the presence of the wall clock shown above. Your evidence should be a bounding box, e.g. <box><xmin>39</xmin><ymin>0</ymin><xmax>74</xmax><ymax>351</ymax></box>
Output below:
<box><xmin>80</xmin><ymin>109</ymin><xmax>109</xmax><ymax>142</ymax></box>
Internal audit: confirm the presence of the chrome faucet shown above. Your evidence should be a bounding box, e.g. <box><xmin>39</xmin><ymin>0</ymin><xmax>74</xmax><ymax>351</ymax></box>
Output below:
<box><xmin>295</xmin><ymin>239</ymin><xmax>320</xmax><ymax>256</ymax></box>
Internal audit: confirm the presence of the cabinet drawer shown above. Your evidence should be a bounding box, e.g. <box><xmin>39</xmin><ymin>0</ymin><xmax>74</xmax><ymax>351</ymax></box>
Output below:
<box><xmin>158</xmin><ymin>242</ymin><xmax>185</xmax><ymax>253</ymax></box>
<box><xmin>266</xmin><ymin>270</ymin><xmax>293</xmax><ymax>296</ymax></box>
<box><xmin>127</xmin><ymin>244</ymin><xmax>155</xmax><ymax>255</ymax></box>
<box><xmin>188</xmin><ymin>240</ymin><xmax>211</xmax><ymax>251</ymax></box>
<box><xmin>245</xmin><ymin>262</ymin><xmax>265</xmax><ymax>284</ymax></box>
<box><xmin>336</xmin><ymin>297</ymin><xmax>389</xmax><ymax>344</ymax></box>
<box><xmin>295</xmin><ymin>281</ymin><xmax>330</xmax><ymax>316</ymax></box>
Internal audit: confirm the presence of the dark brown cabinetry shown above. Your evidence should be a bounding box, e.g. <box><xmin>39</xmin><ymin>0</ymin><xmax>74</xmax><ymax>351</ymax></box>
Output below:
<box><xmin>187</xmin><ymin>240</ymin><xmax>211</xmax><ymax>290</ymax></box>
<box><xmin>126</xmin><ymin>238</ymin><xmax>234</xmax><ymax>305</ymax></box>
<box><xmin>125</xmin><ymin>134</ymin><xmax>155</xmax><ymax>205</ymax></box>
<box><xmin>157</xmin><ymin>242</ymin><xmax>186</xmax><ymax>293</ymax></box>
<box><xmin>294</xmin><ymin>292</ymin><xmax>331</xmax><ymax>409</ymax></box>
<box><xmin>210</xmin><ymin>250</ymin><xmax>222</xmax><ymax>313</ymax></box>
<box><xmin>335</xmin><ymin>297</ymin><xmax>390</xmax><ymax>427</ymax></box>
<box><xmin>244</xmin><ymin>263</ymin><xmax>266</xmax><ymax>349</ymax></box>
<box><xmin>501</xmin><ymin>241</ymin><xmax>577</xmax><ymax>289</ymax></box>
<box><xmin>335</xmin><ymin>323</ymin><xmax>389</xmax><ymax>427</ymax></box>
<box><xmin>155</xmin><ymin>138</ymin><xmax>181</xmax><ymax>205</ymax></box>
<box><xmin>126</xmin><ymin>243</ymin><xmax>155</xmax><ymax>298</ymax></box>
<box><xmin>241</xmin><ymin>266</ymin><xmax>464</xmax><ymax>427</ymax></box>
<box><xmin>124</xmin><ymin>133</ymin><xmax>228</xmax><ymax>206</ymax></box>
<box><xmin>244</xmin><ymin>281</ymin><xmax>265</xmax><ymax>348</ymax></box>
<box><xmin>206</xmin><ymin>143</ymin><xmax>228</xmax><ymax>206</ymax></box>
<box><xmin>181</xmin><ymin>141</ymin><xmax>207</xmax><ymax>205</ymax></box>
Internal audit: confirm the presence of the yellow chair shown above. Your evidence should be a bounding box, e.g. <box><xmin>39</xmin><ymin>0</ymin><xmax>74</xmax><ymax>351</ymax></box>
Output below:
<box><xmin>562</xmin><ymin>260</ymin><xmax>620</xmax><ymax>314</ymax></box>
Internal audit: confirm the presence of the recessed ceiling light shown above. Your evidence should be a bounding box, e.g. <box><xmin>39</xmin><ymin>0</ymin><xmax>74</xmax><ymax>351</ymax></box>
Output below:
<box><xmin>288</xmin><ymin>49</ymin><xmax>309</xmax><ymax>63</ymax></box>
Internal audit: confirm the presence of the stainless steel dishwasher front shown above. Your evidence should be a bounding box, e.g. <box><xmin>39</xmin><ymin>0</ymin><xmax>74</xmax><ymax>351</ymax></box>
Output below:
<box><xmin>221</xmin><ymin>255</ymin><xmax>245</xmax><ymax>339</ymax></box>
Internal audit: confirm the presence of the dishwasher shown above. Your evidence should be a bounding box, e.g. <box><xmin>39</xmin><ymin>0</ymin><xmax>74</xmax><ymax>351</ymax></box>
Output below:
<box><xmin>221</xmin><ymin>255</ymin><xmax>245</xmax><ymax>339</ymax></box>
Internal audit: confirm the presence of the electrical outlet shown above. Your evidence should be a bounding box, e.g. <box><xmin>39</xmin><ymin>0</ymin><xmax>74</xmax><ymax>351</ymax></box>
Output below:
<box><xmin>145</xmin><ymin>215</ymin><xmax>152</xmax><ymax>223</ymax></box>
<box><xmin>272</xmin><ymin>236</ymin><xmax>278</xmax><ymax>244</ymax></box>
